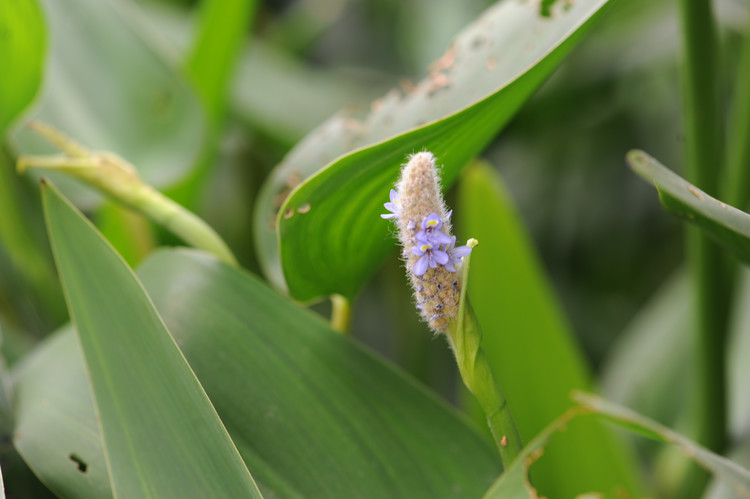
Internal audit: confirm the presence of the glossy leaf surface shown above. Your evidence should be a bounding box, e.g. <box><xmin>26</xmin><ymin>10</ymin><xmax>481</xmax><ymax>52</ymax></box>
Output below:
<box><xmin>258</xmin><ymin>0</ymin><xmax>612</xmax><ymax>298</ymax></box>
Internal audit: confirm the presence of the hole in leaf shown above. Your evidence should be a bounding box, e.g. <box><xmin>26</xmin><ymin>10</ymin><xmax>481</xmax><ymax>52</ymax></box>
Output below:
<box><xmin>68</xmin><ymin>453</ymin><xmax>88</xmax><ymax>474</ymax></box>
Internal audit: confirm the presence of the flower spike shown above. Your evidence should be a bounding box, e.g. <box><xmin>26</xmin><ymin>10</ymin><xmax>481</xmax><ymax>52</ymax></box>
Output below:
<box><xmin>381</xmin><ymin>151</ymin><xmax>472</xmax><ymax>331</ymax></box>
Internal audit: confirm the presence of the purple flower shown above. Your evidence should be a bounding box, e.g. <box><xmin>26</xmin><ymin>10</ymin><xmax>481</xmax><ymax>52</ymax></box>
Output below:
<box><xmin>416</xmin><ymin>212</ymin><xmax>452</xmax><ymax>245</ymax></box>
<box><xmin>444</xmin><ymin>236</ymin><xmax>472</xmax><ymax>272</ymax></box>
<box><xmin>381</xmin><ymin>189</ymin><xmax>400</xmax><ymax>219</ymax></box>
<box><xmin>412</xmin><ymin>240</ymin><xmax>449</xmax><ymax>276</ymax></box>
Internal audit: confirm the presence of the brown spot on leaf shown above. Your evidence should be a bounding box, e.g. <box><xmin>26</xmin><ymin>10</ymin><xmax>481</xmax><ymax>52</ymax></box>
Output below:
<box><xmin>429</xmin><ymin>48</ymin><xmax>457</xmax><ymax>74</ymax></box>
<box><xmin>297</xmin><ymin>203</ymin><xmax>311</xmax><ymax>214</ymax></box>
<box><xmin>687</xmin><ymin>185</ymin><xmax>704</xmax><ymax>200</ymax></box>
<box><xmin>286</xmin><ymin>171</ymin><xmax>301</xmax><ymax>189</ymax></box>
<box><xmin>400</xmin><ymin>78</ymin><xmax>416</xmax><ymax>94</ymax></box>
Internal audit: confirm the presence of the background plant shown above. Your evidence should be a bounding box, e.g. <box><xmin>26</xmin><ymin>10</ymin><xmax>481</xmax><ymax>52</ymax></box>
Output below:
<box><xmin>1</xmin><ymin>0</ymin><xmax>750</xmax><ymax>497</ymax></box>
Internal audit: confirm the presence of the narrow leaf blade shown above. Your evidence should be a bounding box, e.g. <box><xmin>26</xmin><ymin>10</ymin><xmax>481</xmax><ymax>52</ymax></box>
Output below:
<box><xmin>459</xmin><ymin>162</ymin><xmax>640</xmax><ymax>496</ymax></box>
<box><xmin>628</xmin><ymin>149</ymin><xmax>750</xmax><ymax>263</ymax></box>
<box><xmin>485</xmin><ymin>394</ymin><xmax>750</xmax><ymax>499</ymax></box>
<box><xmin>186</xmin><ymin>0</ymin><xmax>256</xmax><ymax>125</ymax></box>
<box><xmin>41</xmin><ymin>182</ymin><xmax>261</xmax><ymax>498</ymax></box>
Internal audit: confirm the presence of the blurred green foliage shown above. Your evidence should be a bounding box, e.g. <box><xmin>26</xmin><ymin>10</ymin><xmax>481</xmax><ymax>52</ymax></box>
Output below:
<box><xmin>2</xmin><ymin>0</ymin><xmax>750</xmax><ymax>497</ymax></box>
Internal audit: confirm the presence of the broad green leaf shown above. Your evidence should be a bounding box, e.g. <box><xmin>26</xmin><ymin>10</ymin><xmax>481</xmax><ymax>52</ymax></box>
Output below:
<box><xmin>14</xmin><ymin>249</ymin><xmax>501</xmax><ymax>498</ymax></box>
<box><xmin>186</xmin><ymin>0</ymin><xmax>255</xmax><ymax>126</ymax></box>
<box><xmin>459</xmin><ymin>162</ymin><xmax>639</xmax><ymax>496</ymax></box>
<box><xmin>601</xmin><ymin>271</ymin><xmax>691</xmax><ymax>428</ymax></box>
<box><xmin>41</xmin><ymin>183</ymin><xmax>261</xmax><ymax>498</ymax></box>
<box><xmin>259</xmin><ymin>0</ymin><xmax>613</xmax><ymax>299</ymax></box>
<box><xmin>485</xmin><ymin>393</ymin><xmax>750</xmax><ymax>499</ymax></box>
<box><xmin>13</xmin><ymin>325</ymin><xmax>113</xmax><ymax>499</ymax></box>
<box><xmin>0</xmin><ymin>0</ymin><xmax>46</xmax><ymax>134</ymax></box>
<box><xmin>628</xmin><ymin>150</ymin><xmax>750</xmax><ymax>263</ymax></box>
<box><xmin>12</xmin><ymin>0</ymin><xmax>205</xmax><ymax>208</ymax></box>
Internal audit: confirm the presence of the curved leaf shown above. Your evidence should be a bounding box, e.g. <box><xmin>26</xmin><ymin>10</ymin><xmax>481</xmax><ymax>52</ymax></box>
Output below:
<box><xmin>258</xmin><ymin>0</ymin><xmax>612</xmax><ymax>299</ymax></box>
<box><xmin>39</xmin><ymin>183</ymin><xmax>261</xmax><ymax>498</ymax></box>
<box><xmin>12</xmin><ymin>0</ymin><xmax>205</xmax><ymax>208</ymax></box>
<box><xmin>458</xmin><ymin>162</ymin><xmax>640</xmax><ymax>496</ymax></box>
<box><xmin>14</xmin><ymin>249</ymin><xmax>500</xmax><ymax>498</ymax></box>
<box><xmin>628</xmin><ymin>150</ymin><xmax>750</xmax><ymax>263</ymax></box>
<box><xmin>484</xmin><ymin>393</ymin><xmax>750</xmax><ymax>499</ymax></box>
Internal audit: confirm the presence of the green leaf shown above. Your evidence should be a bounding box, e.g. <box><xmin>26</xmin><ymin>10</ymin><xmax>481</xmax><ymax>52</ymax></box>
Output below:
<box><xmin>186</xmin><ymin>0</ymin><xmax>255</xmax><ymax>126</ymax></box>
<box><xmin>13</xmin><ymin>325</ymin><xmax>113</xmax><ymax>499</ymax></box>
<box><xmin>40</xmin><ymin>182</ymin><xmax>261</xmax><ymax>498</ymax></box>
<box><xmin>14</xmin><ymin>249</ymin><xmax>501</xmax><ymax>498</ymax></box>
<box><xmin>628</xmin><ymin>149</ymin><xmax>750</xmax><ymax>263</ymax></box>
<box><xmin>484</xmin><ymin>393</ymin><xmax>750</xmax><ymax>499</ymax></box>
<box><xmin>12</xmin><ymin>0</ymin><xmax>205</xmax><ymax>208</ymax></box>
<box><xmin>0</xmin><ymin>0</ymin><xmax>46</xmax><ymax>135</ymax></box>
<box><xmin>574</xmin><ymin>393</ymin><xmax>750</xmax><ymax>498</ymax></box>
<box><xmin>258</xmin><ymin>0</ymin><xmax>612</xmax><ymax>299</ymax></box>
<box><xmin>458</xmin><ymin>162</ymin><xmax>640</xmax><ymax>496</ymax></box>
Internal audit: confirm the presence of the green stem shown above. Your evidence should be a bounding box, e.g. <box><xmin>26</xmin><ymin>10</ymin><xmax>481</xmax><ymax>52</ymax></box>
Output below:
<box><xmin>330</xmin><ymin>294</ymin><xmax>352</xmax><ymax>334</ymax></box>
<box><xmin>447</xmin><ymin>239</ymin><xmax>522</xmax><ymax>466</ymax></box>
<box><xmin>678</xmin><ymin>0</ymin><xmax>726</xmax><ymax>458</ymax></box>
<box><xmin>17</xmin><ymin>123</ymin><xmax>238</xmax><ymax>267</ymax></box>
<box><xmin>186</xmin><ymin>0</ymin><xmax>256</xmax><ymax>126</ymax></box>
<box><xmin>723</xmin><ymin>28</ymin><xmax>750</xmax><ymax>209</ymax></box>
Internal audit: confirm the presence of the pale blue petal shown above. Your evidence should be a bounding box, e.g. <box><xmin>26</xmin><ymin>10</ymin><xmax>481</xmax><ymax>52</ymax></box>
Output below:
<box><xmin>434</xmin><ymin>249</ymin><xmax>450</xmax><ymax>265</ymax></box>
<box><xmin>414</xmin><ymin>256</ymin><xmax>429</xmax><ymax>276</ymax></box>
<box><xmin>451</xmin><ymin>245</ymin><xmax>472</xmax><ymax>258</ymax></box>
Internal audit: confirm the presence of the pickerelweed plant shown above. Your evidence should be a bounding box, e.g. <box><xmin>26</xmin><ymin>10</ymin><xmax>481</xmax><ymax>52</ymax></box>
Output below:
<box><xmin>382</xmin><ymin>151</ymin><xmax>522</xmax><ymax>466</ymax></box>
<box><xmin>6</xmin><ymin>0</ymin><xmax>750</xmax><ymax>497</ymax></box>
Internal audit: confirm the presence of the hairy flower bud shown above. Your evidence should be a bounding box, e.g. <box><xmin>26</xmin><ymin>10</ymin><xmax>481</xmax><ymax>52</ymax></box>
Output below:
<box><xmin>382</xmin><ymin>151</ymin><xmax>472</xmax><ymax>332</ymax></box>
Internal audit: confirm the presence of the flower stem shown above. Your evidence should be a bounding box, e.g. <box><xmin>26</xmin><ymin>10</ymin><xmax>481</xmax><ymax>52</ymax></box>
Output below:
<box><xmin>330</xmin><ymin>294</ymin><xmax>352</xmax><ymax>334</ymax></box>
<box><xmin>447</xmin><ymin>240</ymin><xmax>522</xmax><ymax>466</ymax></box>
<box><xmin>17</xmin><ymin>122</ymin><xmax>238</xmax><ymax>267</ymax></box>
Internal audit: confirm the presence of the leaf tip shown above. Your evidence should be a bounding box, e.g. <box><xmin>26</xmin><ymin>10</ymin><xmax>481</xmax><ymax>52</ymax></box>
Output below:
<box><xmin>625</xmin><ymin>149</ymin><xmax>647</xmax><ymax>170</ymax></box>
